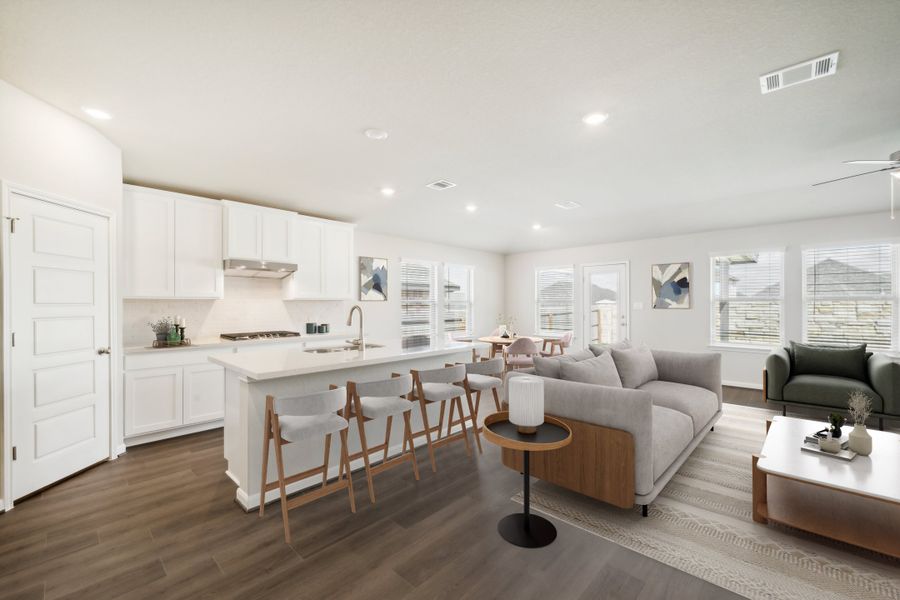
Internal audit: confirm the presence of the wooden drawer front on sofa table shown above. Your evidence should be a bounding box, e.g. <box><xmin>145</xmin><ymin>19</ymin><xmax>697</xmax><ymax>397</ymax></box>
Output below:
<box><xmin>501</xmin><ymin>414</ymin><xmax>635</xmax><ymax>508</ymax></box>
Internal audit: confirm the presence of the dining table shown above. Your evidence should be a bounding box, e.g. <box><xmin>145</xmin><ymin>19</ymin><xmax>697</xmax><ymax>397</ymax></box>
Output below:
<box><xmin>477</xmin><ymin>335</ymin><xmax>545</xmax><ymax>358</ymax></box>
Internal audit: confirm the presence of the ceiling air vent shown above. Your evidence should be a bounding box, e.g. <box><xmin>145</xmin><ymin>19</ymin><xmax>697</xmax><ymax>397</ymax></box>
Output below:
<box><xmin>554</xmin><ymin>200</ymin><xmax>582</xmax><ymax>210</ymax></box>
<box><xmin>759</xmin><ymin>51</ymin><xmax>839</xmax><ymax>94</ymax></box>
<box><xmin>426</xmin><ymin>179</ymin><xmax>457</xmax><ymax>190</ymax></box>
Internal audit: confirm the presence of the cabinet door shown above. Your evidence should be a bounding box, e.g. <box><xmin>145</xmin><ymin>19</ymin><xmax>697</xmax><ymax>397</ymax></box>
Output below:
<box><xmin>183</xmin><ymin>364</ymin><xmax>225</xmax><ymax>424</ymax></box>
<box><xmin>323</xmin><ymin>225</ymin><xmax>354</xmax><ymax>299</ymax></box>
<box><xmin>124</xmin><ymin>368</ymin><xmax>183</xmax><ymax>436</ymax></box>
<box><xmin>175</xmin><ymin>199</ymin><xmax>224</xmax><ymax>298</ymax></box>
<box><xmin>284</xmin><ymin>217</ymin><xmax>324</xmax><ymax>299</ymax></box>
<box><xmin>224</xmin><ymin>201</ymin><xmax>262</xmax><ymax>260</ymax></box>
<box><xmin>123</xmin><ymin>187</ymin><xmax>175</xmax><ymax>297</ymax></box>
<box><xmin>261</xmin><ymin>210</ymin><xmax>294</xmax><ymax>263</ymax></box>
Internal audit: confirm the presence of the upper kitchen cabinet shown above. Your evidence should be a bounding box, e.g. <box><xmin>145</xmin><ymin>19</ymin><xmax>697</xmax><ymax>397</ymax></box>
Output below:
<box><xmin>283</xmin><ymin>215</ymin><xmax>355</xmax><ymax>300</ymax></box>
<box><xmin>222</xmin><ymin>200</ymin><xmax>295</xmax><ymax>263</ymax></box>
<box><xmin>123</xmin><ymin>185</ymin><xmax>224</xmax><ymax>299</ymax></box>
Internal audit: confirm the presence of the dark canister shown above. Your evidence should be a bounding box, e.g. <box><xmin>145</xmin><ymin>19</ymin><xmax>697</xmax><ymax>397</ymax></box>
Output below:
<box><xmin>306</xmin><ymin>322</ymin><xmax>318</xmax><ymax>334</ymax></box>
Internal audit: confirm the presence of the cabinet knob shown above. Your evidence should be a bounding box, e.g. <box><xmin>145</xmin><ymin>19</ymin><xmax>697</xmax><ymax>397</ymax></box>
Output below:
<box><xmin>97</xmin><ymin>347</ymin><xmax>111</xmax><ymax>355</ymax></box>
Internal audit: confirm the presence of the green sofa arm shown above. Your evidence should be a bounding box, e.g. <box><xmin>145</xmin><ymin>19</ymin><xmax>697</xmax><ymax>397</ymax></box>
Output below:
<box><xmin>868</xmin><ymin>353</ymin><xmax>899</xmax><ymax>416</ymax></box>
<box><xmin>765</xmin><ymin>347</ymin><xmax>791</xmax><ymax>401</ymax></box>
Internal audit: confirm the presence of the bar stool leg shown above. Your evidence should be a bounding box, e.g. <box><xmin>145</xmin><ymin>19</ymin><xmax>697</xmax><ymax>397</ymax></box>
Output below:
<box><xmin>492</xmin><ymin>387</ymin><xmax>502</xmax><ymax>412</ymax></box>
<box><xmin>273</xmin><ymin>434</ymin><xmax>291</xmax><ymax>544</ymax></box>
<box><xmin>418</xmin><ymin>392</ymin><xmax>438</xmax><ymax>473</ymax></box>
<box><xmin>340</xmin><ymin>428</ymin><xmax>356</xmax><ymax>513</ymax></box>
<box><xmin>465</xmin><ymin>391</ymin><xmax>482</xmax><ymax>454</ymax></box>
<box><xmin>455</xmin><ymin>397</ymin><xmax>472</xmax><ymax>457</ymax></box>
<box><xmin>446</xmin><ymin>400</ymin><xmax>455</xmax><ymax>438</ymax></box>
<box><xmin>354</xmin><ymin>399</ymin><xmax>377</xmax><ymax>504</ymax></box>
<box><xmin>321</xmin><ymin>433</ymin><xmax>332</xmax><ymax>488</ymax></box>
<box><xmin>436</xmin><ymin>402</ymin><xmax>445</xmax><ymax>440</ymax></box>
<box><xmin>403</xmin><ymin>410</ymin><xmax>420</xmax><ymax>480</ymax></box>
<box><xmin>259</xmin><ymin>404</ymin><xmax>272</xmax><ymax>518</ymax></box>
<box><xmin>383</xmin><ymin>416</ymin><xmax>393</xmax><ymax>463</ymax></box>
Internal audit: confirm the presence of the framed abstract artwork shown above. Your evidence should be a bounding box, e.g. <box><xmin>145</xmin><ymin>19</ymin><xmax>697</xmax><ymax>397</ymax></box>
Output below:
<box><xmin>359</xmin><ymin>257</ymin><xmax>388</xmax><ymax>301</ymax></box>
<box><xmin>651</xmin><ymin>262</ymin><xmax>691</xmax><ymax>309</ymax></box>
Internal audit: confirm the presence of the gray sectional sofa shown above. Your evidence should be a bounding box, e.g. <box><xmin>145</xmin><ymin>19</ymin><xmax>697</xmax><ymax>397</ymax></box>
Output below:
<box><xmin>502</xmin><ymin>342</ymin><xmax>721</xmax><ymax>514</ymax></box>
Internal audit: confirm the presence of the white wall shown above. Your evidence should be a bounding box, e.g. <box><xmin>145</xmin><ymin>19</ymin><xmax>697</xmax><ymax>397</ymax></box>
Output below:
<box><xmin>505</xmin><ymin>212</ymin><xmax>900</xmax><ymax>387</ymax></box>
<box><xmin>123</xmin><ymin>229</ymin><xmax>505</xmax><ymax>347</ymax></box>
<box><xmin>0</xmin><ymin>79</ymin><xmax>123</xmax><ymax>499</ymax></box>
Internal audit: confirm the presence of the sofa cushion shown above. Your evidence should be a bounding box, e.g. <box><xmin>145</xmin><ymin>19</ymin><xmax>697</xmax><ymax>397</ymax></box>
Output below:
<box><xmin>651</xmin><ymin>405</ymin><xmax>693</xmax><ymax>481</ymax></box>
<box><xmin>564</xmin><ymin>348</ymin><xmax>596</xmax><ymax>362</ymax></box>
<box><xmin>639</xmin><ymin>380</ymin><xmax>719</xmax><ymax>436</ymax></box>
<box><xmin>559</xmin><ymin>353</ymin><xmax>623</xmax><ymax>387</ymax></box>
<box><xmin>533</xmin><ymin>355</ymin><xmax>575</xmax><ymax>379</ymax></box>
<box><xmin>790</xmin><ymin>341</ymin><xmax>868</xmax><ymax>382</ymax></box>
<box><xmin>589</xmin><ymin>339</ymin><xmax>632</xmax><ymax>357</ymax></box>
<box><xmin>611</xmin><ymin>345</ymin><xmax>659</xmax><ymax>389</ymax></box>
<box><xmin>783</xmin><ymin>374</ymin><xmax>884</xmax><ymax>412</ymax></box>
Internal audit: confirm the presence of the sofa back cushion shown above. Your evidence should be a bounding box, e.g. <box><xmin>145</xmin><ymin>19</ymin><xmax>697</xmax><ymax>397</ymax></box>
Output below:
<box><xmin>589</xmin><ymin>339</ymin><xmax>632</xmax><ymax>357</ymax></box>
<box><xmin>559</xmin><ymin>353</ymin><xmax>623</xmax><ymax>387</ymax></box>
<box><xmin>611</xmin><ymin>345</ymin><xmax>659</xmax><ymax>388</ymax></box>
<box><xmin>789</xmin><ymin>341</ymin><xmax>868</xmax><ymax>382</ymax></box>
<box><xmin>533</xmin><ymin>355</ymin><xmax>574</xmax><ymax>379</ymax></box>
<box><xmin>565</xmin><ymin>348</ymin><xmax>597</xmax><ymax>362</ymax></box>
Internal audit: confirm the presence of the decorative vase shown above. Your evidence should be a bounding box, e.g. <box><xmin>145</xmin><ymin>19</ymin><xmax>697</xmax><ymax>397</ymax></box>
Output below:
<box><xmin>155</xmin><ymin>332</ymin><xmax>167</xmax><ymax>342</ymax></box>
<box><xmin>848</xmin><ymin>423</ymin><xmax>872</xmax><ymax>456</ymax></box>
<box><xmin>818</xmin><ymin>436</ymin><xmax>841</xmax><ymax>453</ymax></box>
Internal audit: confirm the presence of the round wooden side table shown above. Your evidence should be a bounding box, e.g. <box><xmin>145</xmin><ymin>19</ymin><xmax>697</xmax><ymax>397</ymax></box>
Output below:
<box><xmin>482</xmin><ymin>411</ymin><xmax>572</xmax><ymax>548</ymax></box>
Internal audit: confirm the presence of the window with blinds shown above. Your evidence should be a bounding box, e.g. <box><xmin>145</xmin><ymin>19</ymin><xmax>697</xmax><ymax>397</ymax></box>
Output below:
<box><xmin>444</xmin><ymin>264</ymin><xmax>473</xmax><ymax>336</ymax></box>
<box><xmin>710</xmin><ymin>252</ymin><xmax>784</xmax><ymax>347</ymax></box>
<box><xmin>535</xmin><ymin>267</ymin><xmax>574</xmax><ymax>334</ymax></box>
<box><xmin>401</xmin><ymin>260</ymin><xmax>437</xmax><ymax>349</ymax></box>
<box><xmin>803</xmin><ymin>243</ymin><xmax>895</xmax><ymax>350</ymax></box>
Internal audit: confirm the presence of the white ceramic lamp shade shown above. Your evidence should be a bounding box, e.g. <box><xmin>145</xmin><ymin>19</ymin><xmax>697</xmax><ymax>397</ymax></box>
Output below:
<box><xmin>509</xmin><ymin>376</ymin><xmax>544</xmax><ymax>434</ymax></box>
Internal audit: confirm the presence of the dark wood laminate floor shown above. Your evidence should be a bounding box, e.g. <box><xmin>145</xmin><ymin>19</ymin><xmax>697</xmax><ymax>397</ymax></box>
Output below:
<box><xmin>0</xmin><ymin>401</ymin><xmax>759</xmax><ymax>600</ymax></box>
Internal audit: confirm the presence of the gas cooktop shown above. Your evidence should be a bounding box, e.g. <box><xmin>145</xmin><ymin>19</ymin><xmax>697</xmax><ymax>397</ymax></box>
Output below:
<box><xmin>220</xmin><ymin>330</ymin><xmax>301</xmax><ymax>341</ymax></box>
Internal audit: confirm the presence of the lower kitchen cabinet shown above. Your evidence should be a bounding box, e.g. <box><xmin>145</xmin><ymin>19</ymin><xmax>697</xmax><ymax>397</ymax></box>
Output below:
<box><xmin>124</xmin><ymin>367</ymin><xmax>184</xmax><ymax>437</ymax></box>
<box><xmin>183</xmin><ymin>363</ymin><xmax>226</xmax><ymax>424</ymax></box>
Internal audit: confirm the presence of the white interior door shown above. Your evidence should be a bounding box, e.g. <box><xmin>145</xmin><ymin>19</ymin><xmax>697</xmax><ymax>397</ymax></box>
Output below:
<box><xmin>9</xmin><ymin>191</ymin><xmax>111</xmax><ymax>500</ymax></box>
<box><xmin>583</xmin><ymin>263</ymin><xmax>629</xmax><ymax>345</ymax></box>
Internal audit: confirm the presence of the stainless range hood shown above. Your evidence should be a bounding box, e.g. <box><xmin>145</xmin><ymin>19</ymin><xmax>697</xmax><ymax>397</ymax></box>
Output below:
<box><xmin>224</xmin><ymin>259</ymin><xmax>297</xmax><ymax>279</ymax></box>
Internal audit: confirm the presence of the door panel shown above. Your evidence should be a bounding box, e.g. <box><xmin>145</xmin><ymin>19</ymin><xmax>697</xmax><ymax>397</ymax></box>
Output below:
<box><xmin>122</xmin><ymin>188</ymin><xmax>175</xmax><ymax>297</ymax></box>
<box><xmin>285</xmin><ymin>217</ymin><xmax>323</xmax><ymax>298</ymax></box>
<box><xmin>10</xmin><ymin>191</ymin><xmax>111</xmax><ymax>500</ymax></box>
<box><xmin>583</xmin><ymin>263</ymin><xmax>629</xmax><ymax>346</ymax></box>
<box><xmin>183</xmin><ymin>364</ymin><xmax>225</xmax><ymax>424</ymax></box>
<box><xmin>261</xmin><ymin>211</ymin><xmax>293</xmax><ymax>263</ymax></box>
<box><xmin>323</xmin><ymin>225</ymin><xmax>353</xmax><ymax>299</ymax></box>
<box><xmin>124</xmin><ymin>368</ymin><xmax>183</xmax><ymax>435</ymax></box>
<box><xmin>175</xmin><ymin>199</ymin><xmax>223</xmax><ymax>298</ymax></box>
<box><xmin>224</xmin><ymin>202</ymin><xmax>262</xmax><ymax>260</ymax></box>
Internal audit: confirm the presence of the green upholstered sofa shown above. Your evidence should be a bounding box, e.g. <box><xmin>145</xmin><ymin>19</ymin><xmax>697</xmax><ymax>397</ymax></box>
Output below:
<box><xmin>764</xmin><ymin>343</ymin><xmax>899</xmax><ymax>428</ymax></box>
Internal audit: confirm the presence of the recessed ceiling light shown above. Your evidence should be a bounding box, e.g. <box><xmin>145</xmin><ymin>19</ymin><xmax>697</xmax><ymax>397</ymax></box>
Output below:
<box><xmin>532</xmin><ymin>223</ymin><xmax>542</xmax><ymax>230</ymax></box>
<box><xmin>380</xmin><ymin>187</ymin><xmax>395</xmax><ymax>197</ymax></box>
<box><xmin>582</xmin><ymin>112</ymin><xmax>608</xmax><ymax>126</ymax></box>
<box><xmin>364</xmin><ymin>128</ymin><xmax>389</xmax><ymax>140</ymax></box>
<box><xmin>81</xmin><ymin>106</ymin><xmax>112</xmax><ymax>120</ymax></box>
<box><xmin>465</xmin><ymin>204</ymin><xmax>478</xmax><ymax>212</ymax></box>
<box><xmin>554</xmin><ymin>200</ymin><xmax>582</xmax><ymax>210</ymax></box>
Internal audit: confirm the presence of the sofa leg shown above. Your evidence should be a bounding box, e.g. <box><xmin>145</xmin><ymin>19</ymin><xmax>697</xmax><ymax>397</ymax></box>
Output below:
<box><xmin>782</xmin><ymin>405</ymin><xmax>786</xmax><ymax>417</ymax></box>
<box><xmin>641</xmin><ymin>504</ymin><xmax>648</xmax><ymax>518</ymax></box>
<box><xmin>710</xmin><ymin>426</ymin><xmax>714</xmax><ymax>432</ymax></box>
<box><xmin>879</xmin><ymin>418</ymin><xmax>884</xmax><ymax>431</ymax></box>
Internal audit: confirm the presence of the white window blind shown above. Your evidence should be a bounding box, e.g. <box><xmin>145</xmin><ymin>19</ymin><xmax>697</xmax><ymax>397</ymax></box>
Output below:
<box><xmin>444</xmin><ymin>264</ymin><xmax>473</xmax><ymax>337</ymax></box>
<box><xmin>711</xmin><ymin>252</ymin><xmax>783</xmax><ymax>347</ymax></box>
<box><xmin>536</xmin><ymin>267</ymin><xmax>574</xmax><ymax>334</ymax></box>
<box><xmin>803</xmin><ymin>243</ymin><xmax>895</xmax><ymax>349</ymax></box>
<box><xmin>401</xmin><ymin>260</ymin><xmax>437</xmax><ymax>348</ymax></box>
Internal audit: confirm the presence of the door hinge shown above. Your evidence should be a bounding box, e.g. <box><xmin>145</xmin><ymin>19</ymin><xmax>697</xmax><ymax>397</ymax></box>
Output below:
<box><xmin>5</xmin><ymin>217</ymin><xmax>19</xmax><ymax>234</ymax></box>
<box><xmin>10</xmin><ymin>332</ymin><xmax>14</xmax><ymax>347</ymax></box>
<box><xmin>11</xmin><ymin>447</ymin><xmax>16</xmax><ymax>461</ymax></box>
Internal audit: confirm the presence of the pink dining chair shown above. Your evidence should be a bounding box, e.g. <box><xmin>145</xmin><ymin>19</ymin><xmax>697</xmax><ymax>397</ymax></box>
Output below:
<box><xmin>541</xmin><ymin>331</ymin><xmax>573</xmax><ymax>356</ymax></box>
<box><xmin>503</xmin><ymin>337</ymin><xmax>539</xmax><ymax>371</ymax></box>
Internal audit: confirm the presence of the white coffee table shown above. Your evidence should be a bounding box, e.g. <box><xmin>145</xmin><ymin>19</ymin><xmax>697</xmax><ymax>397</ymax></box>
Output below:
<box><xmin>753</xmin><ymin>416</ymin><xmax>900</xmax><ymax>558</ymax></box>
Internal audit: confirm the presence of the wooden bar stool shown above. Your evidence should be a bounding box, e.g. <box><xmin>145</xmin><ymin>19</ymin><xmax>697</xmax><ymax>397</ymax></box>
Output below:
<box><xmin>440</xmin><ymin>356</ymin><xmax>503</xmax><ymax>446</ymax></box>
<box><xmin>411</xmin><ymin>364</ymin><xmax>478</xmax><ymax>471</ymax></box>
<box><xmin>346</xmin><ymin>373</ymin><xmax>420</xmax><ymax>504</ymax></box>
<box><xmin>259</xmin><ymin>387</ymin><xmax>355</xmax><ymax>544</ymax></box>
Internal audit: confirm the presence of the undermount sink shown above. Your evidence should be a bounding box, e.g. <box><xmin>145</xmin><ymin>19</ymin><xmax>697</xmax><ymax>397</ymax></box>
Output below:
<box><xmin>304</xmin><ymin>343</ymin><xmax>384</xmax><ymax>354</ymax></box>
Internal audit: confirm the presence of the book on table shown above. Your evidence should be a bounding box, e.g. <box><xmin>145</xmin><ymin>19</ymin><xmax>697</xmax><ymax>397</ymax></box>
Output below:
<box><xmin>804</xmin><ymin>428</ymin><xmax>849</xmax><ymax>449</ymax></box>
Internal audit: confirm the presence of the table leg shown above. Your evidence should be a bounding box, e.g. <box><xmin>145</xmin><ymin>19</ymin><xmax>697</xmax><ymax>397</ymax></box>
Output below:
<box><xmin>498</xmin><ymin>449</ymin><xmax>557</xmax><ymax>548</ymax></box>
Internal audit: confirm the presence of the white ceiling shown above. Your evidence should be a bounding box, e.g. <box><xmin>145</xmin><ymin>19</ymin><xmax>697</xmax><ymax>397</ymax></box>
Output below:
<box><xmin>2</xmin><ymin>1</ymin><xmax>899</xmax><ymax>254</ymax></box>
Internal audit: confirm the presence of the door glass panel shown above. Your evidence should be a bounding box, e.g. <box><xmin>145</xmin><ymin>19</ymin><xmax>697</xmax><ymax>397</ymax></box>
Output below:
<box><xmin>588</xmin><ymin>271</ymin><xmax>620</xmax><ymax>344</ymax></box>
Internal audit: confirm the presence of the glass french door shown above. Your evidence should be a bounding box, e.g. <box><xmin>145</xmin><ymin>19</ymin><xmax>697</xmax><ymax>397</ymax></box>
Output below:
<box><xmin>582</xmin><ymin>263</ymin><xmax>629</xmax><ymax>345</ymax></box>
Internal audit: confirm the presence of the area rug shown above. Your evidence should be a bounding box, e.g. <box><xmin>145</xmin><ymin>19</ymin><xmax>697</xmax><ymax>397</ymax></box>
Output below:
<box><xmin>512</xmin><ymin>403</ymin><xmax>900</xmax><ymax>600</ymax></box>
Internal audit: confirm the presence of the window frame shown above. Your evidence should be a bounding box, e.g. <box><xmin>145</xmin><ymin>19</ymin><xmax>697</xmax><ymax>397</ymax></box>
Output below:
<box><xmin>443</xmin><ymin>263</ymin><xmax>475</xmax><ymax>338</ymax></box>
<box><xmin>800</xmin><ymin>242</ymin><xmax>899</xmax><ymax>351</ymax></box>
<box><xmin>400</xmin><ymin>258</ymin><xmax>439</xmax><ymax>348</ymax></box>
<box><xmin>534</xmin><ymin>265</ymin><xmax>576</xmax><ymax>336</ymax></box>
<box><xmin>708</xmin><ymin>249</ymin><xmax>785</xmax><ymax>351</ymax></box>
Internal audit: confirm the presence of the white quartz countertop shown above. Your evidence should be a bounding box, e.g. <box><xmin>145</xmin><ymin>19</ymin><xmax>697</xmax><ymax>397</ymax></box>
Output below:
<box><xmin>209</xmin><ymin>339</ymin><xmax>484</xmax><ymax>380</ymax></box>
<box><xmin>123</xmin><ymin>330</ymin><xmax>355</xmax><ymax>355</ymax></box>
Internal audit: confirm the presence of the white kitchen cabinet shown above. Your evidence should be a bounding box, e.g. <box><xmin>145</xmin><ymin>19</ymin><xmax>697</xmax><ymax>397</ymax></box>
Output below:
<box><xmin>123</xmin><ymin>185</ymin><xmax>223</xmax><ymax>299</ymax></box>
<box><xmin>283</xmin><ymin>216</ymin><xmax>354</xmax><ymax>300</ymax></box>
<box><xmin>183</xmin><ymin>363</ymin><xmax>226</xmax><ymax>424</ymax></box>
<box><xmin>222</xmin><ymin>200</ymin><xmax>294</xmax><ymax>262</ymax></box>
<box><xmin>124</xmin><ymin>367</ymin><xmax>184</xmax><ymax>436</ymax></box>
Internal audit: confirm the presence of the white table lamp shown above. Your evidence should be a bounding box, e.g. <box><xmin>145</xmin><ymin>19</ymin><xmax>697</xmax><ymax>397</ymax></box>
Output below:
<box><xmin>509</xmin><ymin>376</ymin><xmax>544</xmax><ymax>435</ymax></box>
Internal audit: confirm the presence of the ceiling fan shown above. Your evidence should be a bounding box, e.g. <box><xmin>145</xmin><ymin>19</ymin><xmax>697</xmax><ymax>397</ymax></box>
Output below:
<box><xmin>813</xmin><ymin>150</ymin><xmax>900</xmax><ymax>219</ymax></box>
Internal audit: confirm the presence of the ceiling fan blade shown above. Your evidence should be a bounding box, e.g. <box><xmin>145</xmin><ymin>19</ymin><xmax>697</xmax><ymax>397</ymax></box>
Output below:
<box><xmin>813</xmin><ymin>166</ymin><xmax>900</xmax><ymax>186</ymax></box>
<box><xmin>844</xmin><ymin>160</ymin><xmax>900</xmax><ymax>165</ymax></box>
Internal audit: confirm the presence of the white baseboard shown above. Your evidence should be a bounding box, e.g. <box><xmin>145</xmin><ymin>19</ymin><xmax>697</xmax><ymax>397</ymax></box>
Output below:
<box><xmin>723</xmin><ymin>380</ymin><xmax>763</xmax><ymax>390</ymax></box>
<box><xmin>125</xmin><ymin>420</ymin><xmax>223</xmax><ymax>447</ymax></box>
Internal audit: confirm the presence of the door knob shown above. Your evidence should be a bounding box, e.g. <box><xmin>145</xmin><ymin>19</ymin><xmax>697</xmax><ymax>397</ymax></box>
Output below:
<box><xmin>97</xmin><ymin>347</ymin><xmax>111</xmax><ymax>355</ymax></box>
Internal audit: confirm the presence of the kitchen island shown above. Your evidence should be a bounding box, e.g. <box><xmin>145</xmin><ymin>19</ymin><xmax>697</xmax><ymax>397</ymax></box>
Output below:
<box><xmin>210</xmin><ymin>339</ymin><xmax>484</xmax><ymax>510</ymax></box>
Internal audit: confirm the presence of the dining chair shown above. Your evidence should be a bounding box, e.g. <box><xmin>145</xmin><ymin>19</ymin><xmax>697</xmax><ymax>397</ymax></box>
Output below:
<box><xmin>541</xmin><ymin>331</ymin><xmax>574</xmax><ymax>356</ymax></box>
<box><xmin>503</xmin><ymin>337</ymin><xmax>539</xmax><ymax>371</ymax></box>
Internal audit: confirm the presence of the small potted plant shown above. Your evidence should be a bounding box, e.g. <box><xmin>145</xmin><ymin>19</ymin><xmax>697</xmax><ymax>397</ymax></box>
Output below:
<box><xmin>148</xmin><ymin>318</ymin><xmax>173</xmax><ymax>342</ymax></box>
<box><xmin>818</xmin><ymin>413</ymin><xmax>845</xmax><ymax>453</ymax></box>
<box><xmin>847</xmin><ymin>391</ymin><xmax>873</xmax><ymax>456</ymax></box>
<box><xmin>828</xmin><ymin>413</ymin><xmax>846</xmax><ymax>438</ymax></box>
